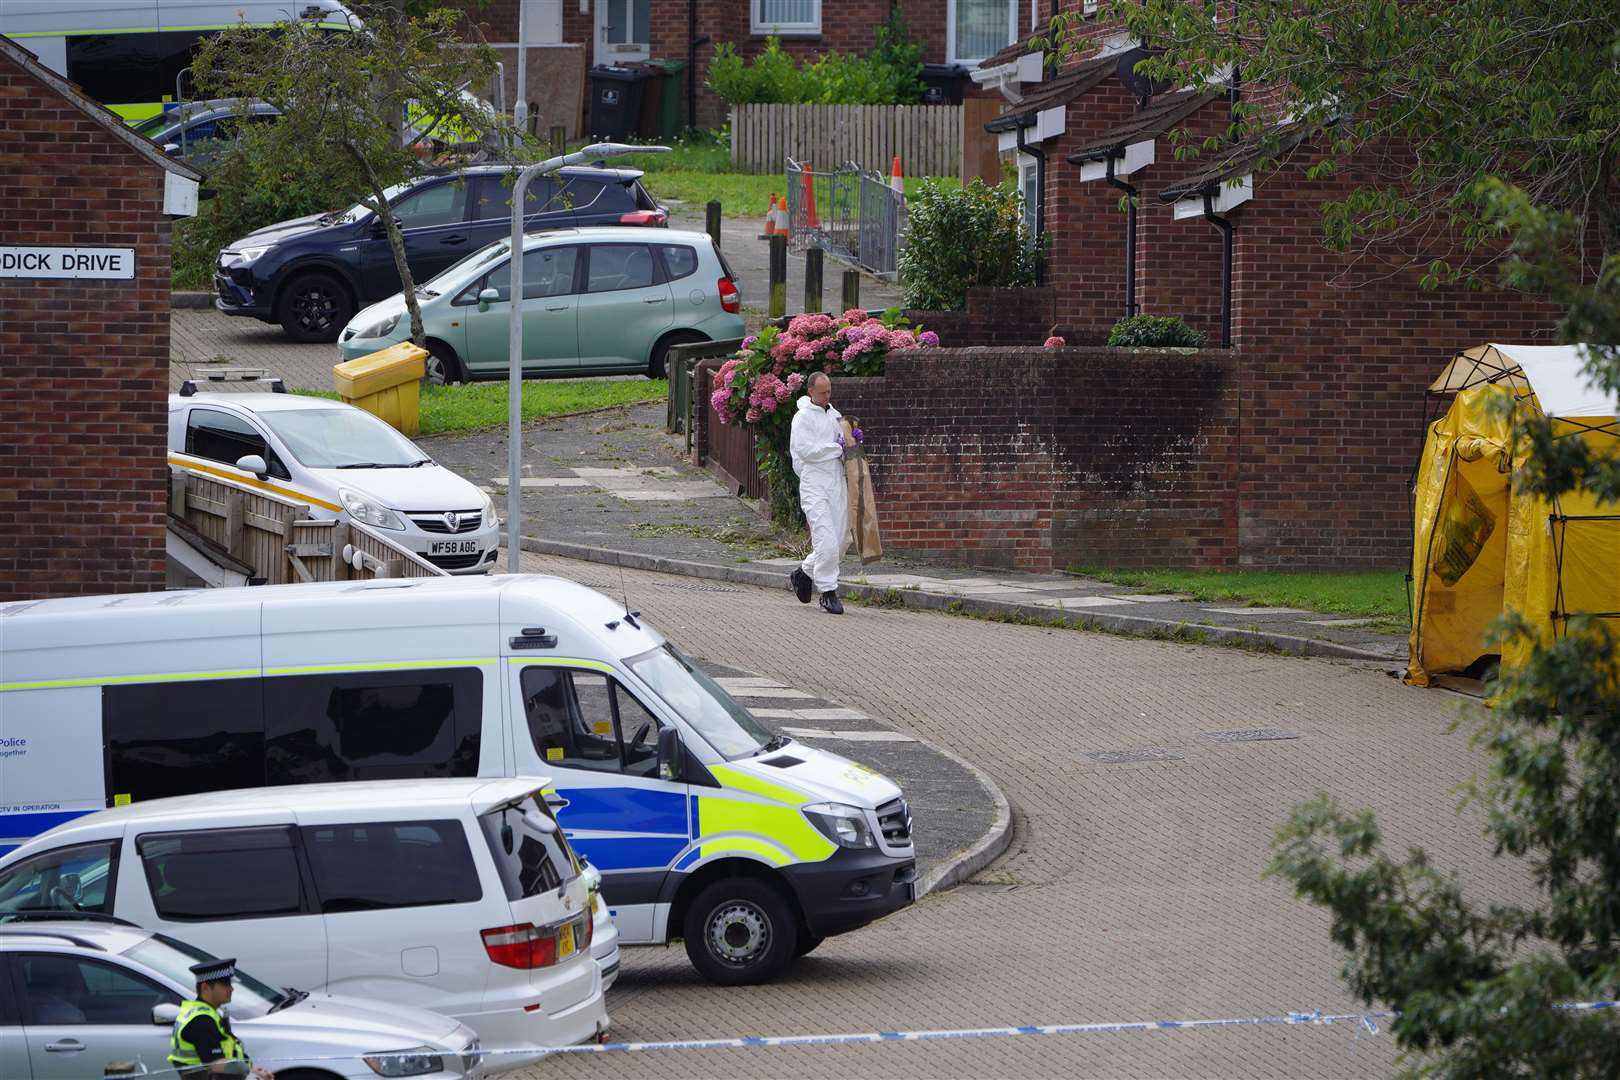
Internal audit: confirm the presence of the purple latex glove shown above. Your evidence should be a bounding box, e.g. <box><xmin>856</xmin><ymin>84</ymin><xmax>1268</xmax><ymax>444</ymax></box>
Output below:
<box><xmin>853</xmin><ymin>428</ymin><xmax>865</xmax><ymax>444</ymax></box>
<box><xmin>835</xmin><ymin>431</ymin><xmax>845</xmax><ymax>447</ymax></box>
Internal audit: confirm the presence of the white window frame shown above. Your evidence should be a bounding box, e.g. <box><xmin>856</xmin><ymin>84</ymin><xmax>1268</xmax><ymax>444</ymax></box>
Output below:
<box><xmin>948</xmin><ymin>0</ymin><xmax>1018</xmax><ymax>66</ymax></box>
<box><xmin>1018</xmin><ymin>153</ymin><xmax>1039</xmax><ymax>242</ymax></box>
<box><xmin>752</xmin><ymin>0</ymin><xmax>822</xmax><ymax>35</ymax></box>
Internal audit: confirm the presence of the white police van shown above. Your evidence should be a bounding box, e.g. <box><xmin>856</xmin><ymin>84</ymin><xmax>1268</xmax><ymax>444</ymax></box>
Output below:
<box><xmin>0</xmin><ymin>575</ymin><xmax>916</xmax><ymax>984</ymax></box>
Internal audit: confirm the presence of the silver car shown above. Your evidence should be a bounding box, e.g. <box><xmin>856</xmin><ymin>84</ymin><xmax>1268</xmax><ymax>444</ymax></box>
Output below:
<box><xmin>0</xmin><ymin>918</ymin><xmax>480</xmax><ymax>1079</ymax></box>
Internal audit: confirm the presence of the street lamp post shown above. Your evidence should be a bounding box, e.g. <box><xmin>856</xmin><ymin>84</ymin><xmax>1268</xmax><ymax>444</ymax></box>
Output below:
<box><xmin>506</xmin><ymin>142</ymin><xmax>670</xmax><ymax>572</ymax></box>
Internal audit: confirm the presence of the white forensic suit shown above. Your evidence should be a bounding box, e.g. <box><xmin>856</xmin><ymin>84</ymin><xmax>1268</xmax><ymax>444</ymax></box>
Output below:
<box><xmin>790</xmin><ymin>394</ymin><xmax>849</xmax><ymax>593</ymax></box>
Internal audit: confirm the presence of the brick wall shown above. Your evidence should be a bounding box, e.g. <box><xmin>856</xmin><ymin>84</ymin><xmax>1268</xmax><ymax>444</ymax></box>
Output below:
<box><xmin>905</xmin><ymin>286</ymin><xmax>1058</xmax><ymax>348</ymax></box>
<box><xmin>0</xmin><ymin>54</ymin><xmax>174</xmax><ymax>599</ymax></box>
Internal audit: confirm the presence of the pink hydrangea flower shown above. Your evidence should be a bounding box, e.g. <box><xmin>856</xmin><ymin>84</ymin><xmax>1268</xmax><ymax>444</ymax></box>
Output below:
<box><xmin>887</xmin><ymin>329</ymin><xmax>917</xmax><ymax>349</ymax></box>
<box><xmin>740</xmin><ymin>335</ymin><xmax>757</xmax><ymax>350</ymax></box>
<box><xmin>745</xmin><ymin>406</ymin><xmax>760</xmax><ymax>423</ymax></box>
<box><xmin>1044</xmin><ymin>335</ymin><xmax>1066</xmax><ymax>348</ymax></box>
<box><xmin>788</xmin><ymin>313</ymin><xmax>835</xmax><ymax>338</ymax></box>
<box><xmin>842</xmin><ymin>308</ymin><xmax>868</xmax><ymax>324</ymax></box>
<box><xmin>918</xmin><ymin>330</ymin><xmax>939</xmax><ymax>347</ymax></box>
<box><xmin>785</xmin><ymin>372</ymin><xmax>804</xmax><ymax>392</ymax></box>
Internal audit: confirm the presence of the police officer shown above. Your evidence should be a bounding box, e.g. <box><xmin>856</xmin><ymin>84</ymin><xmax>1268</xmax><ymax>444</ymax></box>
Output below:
<box><xmin>168</xmin><ymin>958</ymin><xmax>274</xmax><ymax>1079</ymax></box>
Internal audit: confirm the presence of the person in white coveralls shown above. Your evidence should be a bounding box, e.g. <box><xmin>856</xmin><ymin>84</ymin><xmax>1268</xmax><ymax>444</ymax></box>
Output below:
<box><xmin>789</xmin><ymin>371</ymin><xmax>848</xmax><ymax>614</ymax></box>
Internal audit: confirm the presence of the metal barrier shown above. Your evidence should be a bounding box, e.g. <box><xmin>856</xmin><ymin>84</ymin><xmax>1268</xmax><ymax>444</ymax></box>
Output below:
<box><xmin>785</xmin><ymin>158</ymin><xmax>905</xmax><ymax>279</ymax></box>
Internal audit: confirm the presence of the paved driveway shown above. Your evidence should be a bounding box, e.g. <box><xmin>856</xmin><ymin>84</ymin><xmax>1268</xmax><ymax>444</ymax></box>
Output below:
<box><xmin>507</xmin><ymin>552</ymin><xmax>1529</xmax><ymax>1079</ymax></box>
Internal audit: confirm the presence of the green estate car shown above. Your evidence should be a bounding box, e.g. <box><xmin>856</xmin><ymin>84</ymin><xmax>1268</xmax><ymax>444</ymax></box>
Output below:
<box><xmin>338</xmin><ymin>226</ymin><xmax>745</xmax><ymax>383</ymax></box>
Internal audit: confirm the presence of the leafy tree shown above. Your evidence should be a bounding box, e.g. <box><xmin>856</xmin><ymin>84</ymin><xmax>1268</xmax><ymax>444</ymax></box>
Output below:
<box><xmin>1050</xmin><ymin>2</ymin><xmax>1620</xmax><ymax>280</ymax></box>
<box><xmin>191</xmin><ymin>2</ymin><xmax>508</xmax><ymax>344</ymax></box>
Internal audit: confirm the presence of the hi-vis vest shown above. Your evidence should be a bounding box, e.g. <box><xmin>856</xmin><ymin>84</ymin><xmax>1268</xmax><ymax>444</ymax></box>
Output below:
<box><xmin>168</xmin><ymin>999</ymin><xmax>246</xmax><ymax>1071</ymax></box>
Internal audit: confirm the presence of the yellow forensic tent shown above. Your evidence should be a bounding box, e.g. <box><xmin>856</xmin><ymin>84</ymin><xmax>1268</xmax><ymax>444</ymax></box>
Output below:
<box><xmin>1406</xmin><ymin>343</ymin><xmax>1620</xmax><ymax>687</ymax></box>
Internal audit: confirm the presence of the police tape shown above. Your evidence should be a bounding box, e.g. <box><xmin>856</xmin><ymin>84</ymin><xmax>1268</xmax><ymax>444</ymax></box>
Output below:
<box><xmin>113</xmin><ymin>1000</ymin><xmax>1620</xmax><ymax>1076</ymax></box>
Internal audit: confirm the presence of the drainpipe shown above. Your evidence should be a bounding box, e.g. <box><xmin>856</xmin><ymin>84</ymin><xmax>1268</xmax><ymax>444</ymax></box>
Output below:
<box><xmin>1016</xmin><ymin>122</ymin><xmax>1046</xmax><ymax>285</ymax></box>
<box><xmin>1104</xmin><ymin>153</ymin><xmax>1137</xmax><ymax>317</ymax></box>
<box><xmin>1201</xmin><ymin>189</ymin><xmax>1233</xmax><ymax>347</ymax></box>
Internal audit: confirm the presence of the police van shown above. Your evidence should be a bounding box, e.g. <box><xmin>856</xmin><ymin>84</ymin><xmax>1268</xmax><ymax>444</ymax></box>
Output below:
<box><xmin>0</xmin><ymin>575</ymin><xmax>917</xmax><ymax>984</ymax></box>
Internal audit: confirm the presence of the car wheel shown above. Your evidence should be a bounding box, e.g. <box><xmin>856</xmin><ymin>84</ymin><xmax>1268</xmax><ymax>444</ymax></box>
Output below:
<box><xmin>682</xmin><ymin>877</ymin><xmax>798</xmax><ymax>986</ymax></box>
<box><xmin>649</xmin><ymin>330</ymin><xmax>707</xmax><ymax>381</ymax></box>
<box><xmin>424</xmin><ymin>339</ymin><xmax>464</xmax><ymax>386</ymax></box>
<box><xmin>278</xmin><ymin>271</ymin><xmax>354</xmax><ymax>343</ymax></box>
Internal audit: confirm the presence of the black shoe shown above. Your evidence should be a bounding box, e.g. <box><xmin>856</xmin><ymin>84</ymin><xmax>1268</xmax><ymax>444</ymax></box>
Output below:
<box><xmin>820</xmin><ymin>590</ymin><xmax>844</xmax><ymax>615</ymax></box>
<box><xmin>790</xmin><ymin>568</ymin><xmax>813</xmax><ymax>603</ymax></box>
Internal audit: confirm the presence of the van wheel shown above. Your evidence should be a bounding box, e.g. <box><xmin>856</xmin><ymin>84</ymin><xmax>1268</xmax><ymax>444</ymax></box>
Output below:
<box><xmin>424</xmin><ymin>339</ymin><xmax>464</xmax><ymax>386</ymax></box>
<box><xmin>683</xmin><ymin>878</ymin><xmax>798</xmax><ymax>986</ymax></box>
<box><xmin>649</xmin><ymin>330</ymin><xmax>706</xmax><ymax>380</ymax></box>
<box><xmin>278</xmin><ymin>271</ymin><xmax>353</xmax><ymax>343</ymax></box>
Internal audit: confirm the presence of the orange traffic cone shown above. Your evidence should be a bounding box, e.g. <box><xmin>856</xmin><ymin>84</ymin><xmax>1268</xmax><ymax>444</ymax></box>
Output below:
<box><xmin>772</xmin><ymin>196</ymin><xmax>790</xmax><ymax>235</ymax></box>
<box><xmin>890</xmin><ymin>155</ymin><xmax>903</xmax><ymax>195</ymax></box>
<box><xmin>763</xmin><ymin>194</ymin><xmax>780</xmax><ymax>236</ymax></box>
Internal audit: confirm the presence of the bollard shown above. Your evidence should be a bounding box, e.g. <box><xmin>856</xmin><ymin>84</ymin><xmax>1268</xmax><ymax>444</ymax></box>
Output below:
<box><xmin>706</xmin><ymin>200</ymin><xmax>721</xmax><ymax>250</ymax></box>
<box><xmin>804</xmin><ymin>248</ymin><xmax>822</xmax><ymax>314</ymax></box>
<box><xmin>768</xmin><ymin>233</ymin><xmax>787</xmax><ymax>319</ymax></box>
<box><xmin>841</xmin><ymin>269</ymin><xmax>861</xmax><ymax>312</ymax></box>
<box><xmin>549</xmin><ymin>124</ymin><xmax>565</xmax><ymax>157</ymax></box>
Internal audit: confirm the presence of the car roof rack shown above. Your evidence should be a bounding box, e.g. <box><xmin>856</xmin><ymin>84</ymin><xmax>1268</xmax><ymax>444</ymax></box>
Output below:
<box><xmin>0</xmin><ymin>910</ymin><xmax>139</xmax><ymax>929</ymax></box>
<box><xmin>178</xmin><ymin>371</ymin><xmax>285</xmax><ymax>396</ymax></box>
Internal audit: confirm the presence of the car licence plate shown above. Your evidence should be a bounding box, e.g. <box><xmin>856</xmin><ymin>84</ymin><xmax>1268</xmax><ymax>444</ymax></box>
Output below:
<box><xmin>430</xmin><ymin>539</ymin><xmax>480</xmax><ymax>555</ymax></box>
<box><xmin>558</xmin><ymin>921</ymin><xmax>575</xmax><ymax>959</ymax></box>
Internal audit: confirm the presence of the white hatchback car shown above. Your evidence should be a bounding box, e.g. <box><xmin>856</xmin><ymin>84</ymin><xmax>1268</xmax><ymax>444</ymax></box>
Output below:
<box><xmin>0</xmin><ymin>778</ymin><xmax>609</xmax><ymax>1073</ymax></box>
<box><xmin>168</xmin><ymin>387</ymin><xmax>499</xmax><ymax>574</ymax></box>
<box><xmin>0</xmin><ymin>918</ymin><xmax>481</xmax><ymax>1079</ymax></box>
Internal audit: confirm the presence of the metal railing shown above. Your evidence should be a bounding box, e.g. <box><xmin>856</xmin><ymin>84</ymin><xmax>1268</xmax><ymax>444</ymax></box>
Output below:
<box><xmin>785</xmin><ymin>158</ymin><xmax>906</xmax><ymax>280</ymax></box>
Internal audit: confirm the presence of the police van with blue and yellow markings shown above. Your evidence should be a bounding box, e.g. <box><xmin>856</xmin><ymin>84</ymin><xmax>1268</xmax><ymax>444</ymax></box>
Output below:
<box><xmin>0</xmin><ymin>574</ymin><xmax>916</xmax><ymax>984</ymax></box>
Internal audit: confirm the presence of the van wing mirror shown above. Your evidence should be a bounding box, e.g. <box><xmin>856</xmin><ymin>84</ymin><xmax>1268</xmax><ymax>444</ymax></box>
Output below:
<box><xmin>657</xmin><ymin>726</ymin><xmax>681</xmax><ymax>782</ymax></box>
<box><xmin>152</xmin><ymin>1002</ymin><xmax>180</xmax><ymax>1026</ymax></box>
<box><xmin>234</xmin><ymin>454</ymin><xmax>269</xmax><ymax>478</ymax></box>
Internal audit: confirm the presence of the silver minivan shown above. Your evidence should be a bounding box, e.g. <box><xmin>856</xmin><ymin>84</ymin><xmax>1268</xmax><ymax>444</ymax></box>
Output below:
<box><xmin>0</xmin><ymin>778</ymin><xmax>608</xmax><ymax>1074</ymax></box>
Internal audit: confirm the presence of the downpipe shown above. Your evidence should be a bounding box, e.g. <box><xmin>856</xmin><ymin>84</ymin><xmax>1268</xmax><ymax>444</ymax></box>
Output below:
<box><xmin>1201</xmin><ymin>190</ymin><xmax>1233</xmax><ymax>347</ymax></box>
<box><xmin>1104</xmin><ymin>156</ymin><xmax>1138</xmax><ymax>317</ymax></box>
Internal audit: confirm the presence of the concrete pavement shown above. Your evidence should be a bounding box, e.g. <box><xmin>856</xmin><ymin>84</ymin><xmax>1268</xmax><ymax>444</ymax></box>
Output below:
<box><xmin>510</xmin><ymin>550</ymin><xmax>1528</xmax><ymax>1078</ymax></box>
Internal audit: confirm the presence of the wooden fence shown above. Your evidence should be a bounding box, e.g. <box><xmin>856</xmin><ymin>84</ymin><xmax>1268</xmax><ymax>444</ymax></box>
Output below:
<box><xmin>730</xmin><ymin>103</ymin><xmax>962</xmax><ymax>177</ymax></box>
<box><xmin>695</xmin><ymin>362</ymin><xmax>769</xmax><ymax>501</ymax></box>
<box><xmin>170</xmin><ymin>468</ymin><xmax>446</xmax><ymax>583</ymax></box>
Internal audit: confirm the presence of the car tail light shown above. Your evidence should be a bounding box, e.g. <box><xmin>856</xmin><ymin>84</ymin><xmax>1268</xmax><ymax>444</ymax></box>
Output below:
<box><xmin>619</xmin><ymin>210</ymin><xmax>667</xmax><ymax>226</ymax></box>
<box><xmin>581</xmin><ymin>910</ymin><xmax>594</xmax><ymax>949</ymax></box>
<box><xmin>718</xmin><ymin>277</ymin><xmax>740</xmax><ymax>313</ymax></box>
<box><xmin>481</xmin><ymin>923</ymin><xmax>558</xmax><ymax>969</ymax></box>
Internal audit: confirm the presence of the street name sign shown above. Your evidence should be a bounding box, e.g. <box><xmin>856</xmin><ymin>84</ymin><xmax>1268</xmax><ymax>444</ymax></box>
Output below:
<box><xmin>0</xmin><ymin>246</ymin><xmax>135</xmax><ymax>279</ymax></box>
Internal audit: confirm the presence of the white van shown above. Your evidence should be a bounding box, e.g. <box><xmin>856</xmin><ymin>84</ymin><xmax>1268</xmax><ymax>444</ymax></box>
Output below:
<box><xmin>169</xmin><ymin>388</ymin><xmax>501</xmax><ymax>573</ymax></box>
<box><xmin>0</xmin><ymin>778</ymin><xmax>606</xmax><ymax>1071</ymax></box>
<box><xmin>0</xmin><ymin>576</ymin><xmax>917</xmax><ymax>985</ymax></box>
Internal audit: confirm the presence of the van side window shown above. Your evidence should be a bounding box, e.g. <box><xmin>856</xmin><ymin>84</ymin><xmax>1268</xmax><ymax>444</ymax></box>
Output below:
<box><xmin>137</xmin><ymin>826</ymin><xmax>307</xmax><ymax>921</ymax></box>
<box><xmin>302</xmin><ymin>820</ymin><xmax>481</xmax><ymax>911</ymax></box>
<box><xmin>262</xmin><ymin>668</ymin><xmax>482</xmax><ymax>785</ymax></box>
<box><xmin>0</xmin><ymin>841</ymin><xmax>119</xmax><ymax>916</ymax></box>
<box><xmin>104</xmin><ymin>677</ymin><xmax>265</xmax><ymax>804</ymax></box>
<box><xmin>184</xmin><ymin>408</ymin><xmax>290</xmax><ymax>479</ymax></box>
<box><xmin>521</xmin><ymin>667</ymin><xmax>662</xmax><ymax>778</ymax></box>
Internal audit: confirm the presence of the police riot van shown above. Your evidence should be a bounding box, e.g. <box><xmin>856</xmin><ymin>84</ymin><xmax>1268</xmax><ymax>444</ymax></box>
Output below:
<box><xmin>0</xmin><ymin>575</ymin><xmax>917</xmax><ymax>984</ymax></box>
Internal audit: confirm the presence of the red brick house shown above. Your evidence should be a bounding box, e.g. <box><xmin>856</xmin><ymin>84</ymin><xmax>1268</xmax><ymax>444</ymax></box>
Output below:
<box><xmin>0</xmin><ymin>35</ymin><xmax>201</xmax><ymax>600</ymax></box>
<box><xmin>460</xmin><ymin>1</ymin><xmax>1041</xmax><ymax>134</ymax></box>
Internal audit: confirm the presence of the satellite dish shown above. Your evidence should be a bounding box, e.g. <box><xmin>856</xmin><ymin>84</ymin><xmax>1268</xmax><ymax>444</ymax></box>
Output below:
<box><xmin>1115</xmin><ymin>46</ymin><xmax>1174</xmax><ymax>99</ymax></box>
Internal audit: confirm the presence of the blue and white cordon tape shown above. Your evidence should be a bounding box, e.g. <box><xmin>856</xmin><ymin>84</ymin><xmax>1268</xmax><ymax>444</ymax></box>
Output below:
<box><xmin>117</xmin><ymin>1000</ymin><xmax>1619</xmax><ymax>1077</ymax></box>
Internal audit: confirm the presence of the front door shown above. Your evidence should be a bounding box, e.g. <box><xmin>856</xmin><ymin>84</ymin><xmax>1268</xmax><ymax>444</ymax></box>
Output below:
<box><xmin>11</xmin><ymin>953</ymin><xmax>176</xmax><ymax>1080</ymax></box>
<box><xmin>575</xmin><ymin>243</ymin><xmax>672</xmax><ymax>370</ymax></box>
<box><xmin>595</xmin><ymin>0</ymin><xmax>650</xmax><ymax>64</ymax></box>
<box><xmin>508</xmin><ymin>661</ymin><xmax>689</xmax><ymax>944</ymax></box>
<box><xmin>460</xmin><ymin>245</ymin><xmax>582</xmax><ymax>377</ymax></box>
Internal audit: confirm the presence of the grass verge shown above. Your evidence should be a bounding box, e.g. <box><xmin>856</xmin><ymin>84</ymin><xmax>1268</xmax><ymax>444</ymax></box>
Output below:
<box><xmin>295</xmin><ymin>378</ymin><xmax>666</xmax><ymax>436</ymax></box>
<box><xmin>1069</xmin><ymin>566</ymin><xmax>1409</xmax><ymax>626</ymax></box>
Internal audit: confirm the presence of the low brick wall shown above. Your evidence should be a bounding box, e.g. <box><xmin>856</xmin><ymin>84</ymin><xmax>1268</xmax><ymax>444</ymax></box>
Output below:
<box><xmin>904</xmin><ymin>286</ymin><xmax>1060</xmax><ymax>349</ymax></box>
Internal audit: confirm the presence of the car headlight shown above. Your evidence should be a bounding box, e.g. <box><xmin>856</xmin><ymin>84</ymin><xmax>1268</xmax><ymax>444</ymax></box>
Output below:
<box><xmin>803</xmin><ymin>802</ymin><xmax>875</xmax><ymax>849</ymax></box>
<box><xmin>480</xmin><ymin>488</ymin><xmax>499</xmax><ymax>528</ymax></box>
<box><xmin>223</xmin><ymin>245</ymin><xmax>270</xmax><ymax>266</ymax></box>
<box><xmin>363</xmin><ymin>1047</ymin><xmax>444</xmax><ymax>1077</ymax></box>
<box><xmin>354</xmin><ymin>311</ymin><xmax>402</xmax><ymax>340</ymax></box>
<box><xmin>339</xmin><ymin>488</ymin><xmax>406</xmax><ymax>530</ymax></box>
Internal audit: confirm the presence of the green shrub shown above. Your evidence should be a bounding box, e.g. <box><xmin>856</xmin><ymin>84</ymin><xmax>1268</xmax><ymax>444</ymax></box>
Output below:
<box><xmin>706</xmin><ymin>15</ymin><xmax>923</xmax><ymax>106</ymax></box>
<box><xmin>898</xmin><ymin>179</ymin><xmax>1039</xmax><ymax>311</ymax></box>
<box><xmin>173</xmin><ymin>123</ymin><xmax>365</xmax><ymax>289</ymax></box>
<box><xmin>1106</xmin><ymin>314</ymin><xmax>1208</xmax><ymax>347</ymax></box>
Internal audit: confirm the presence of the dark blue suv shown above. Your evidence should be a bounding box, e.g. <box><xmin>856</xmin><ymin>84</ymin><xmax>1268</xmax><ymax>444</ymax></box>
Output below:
<box><xmin>213</xmin><ymin>164</ymin><xmax>667</xmax><ymax>342</ymax></box>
